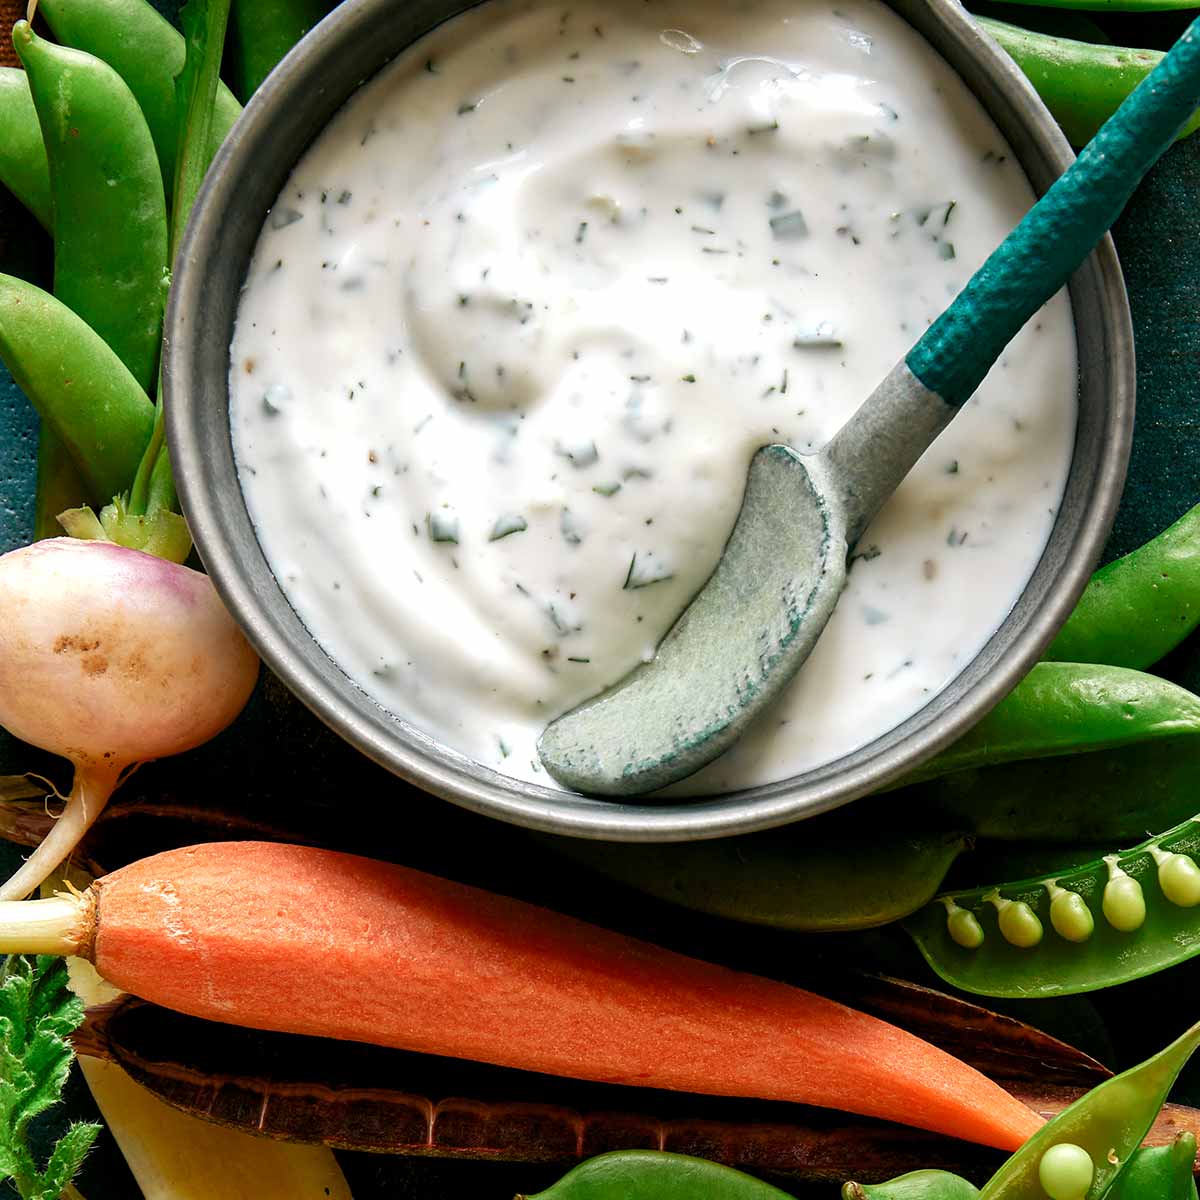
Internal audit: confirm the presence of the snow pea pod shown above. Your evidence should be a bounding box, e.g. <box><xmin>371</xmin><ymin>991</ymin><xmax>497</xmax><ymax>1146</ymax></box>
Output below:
<box><xmin>897</xmin><ymin>663</ymin><xmax>1200</xmax><ymax>788</ymax></box>
<box><xmin>539</xmin><ymin>828</ymin><xmax>967</xmax><ymax>932</ymax></box>
<box><xmin>1110</xmin><ymin>1135</ymin><xmax>1198</xmax><ymax>1200</ymax></box>
<box><xmin>35</xmin><ymin>0</ymin><xmax>241</xmax><ymax>200</ymax></box>
<box><xmin>0</xmin><ymin>68</ymin><xmax>51</xmax><ymax>232</ymax></box>
<box><xmin>979</xmin><ymin>1020</ymin><xmax>1200</xmax><ymax>1199</ymax></box>
<box><xmin>1047</xmin><ymin>502</ymin><xmax>1200</xmax><ymax>671</ymax></box>
<box><xmin>905</xmin><ymin>815</ymin><xmax>1200</xmax><ymax>998</ymax></box>
<box><xmin>843</xmin><ymin>1172</ymin><xmax>980</xmax><ymax>1199</ymax></box>
<box><xmin>0</xmin><ymin>274</ymin><xmax>154</xmax><ymax>503</ymax></box>
<box><xmin>228</xmin><ymin>0</ymin><xmax>337</xmax><ymax>100</ymax></box>
<box><xmin>977</xmin><ymin>17</ymin><xmax>1200</xmax><ymax>148</ymax></box>
<box><xmin>886</xmin><ymin>734</ymin><xmax>1200</xmax><ymax>844</ymax></box>
<box><xmin>520</xmin><ymin>1151</ymin><xmax>797</xmax><ymax>1200</ymax></box>
<box><xmin>15</xmin><ymin>23</ymin><xmax>168</xmax><ymax>395</ymax></box>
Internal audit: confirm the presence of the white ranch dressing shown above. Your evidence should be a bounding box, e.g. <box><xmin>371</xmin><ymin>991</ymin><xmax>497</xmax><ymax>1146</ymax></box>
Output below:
<box><xmin>230</xmin><ymin>0</ymin><xmax>1077</xmax><ymax>795</ymax></box>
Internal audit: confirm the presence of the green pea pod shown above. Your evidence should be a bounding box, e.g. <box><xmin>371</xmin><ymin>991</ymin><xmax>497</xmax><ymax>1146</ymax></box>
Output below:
<box><xmin>1047</xmin><ymin>503</ymin><xmax>1200</xmax><ymax>671</ymax></box>
<box><xmin>35</xmin><ymin>0</ymin><xmax>241</xmax><ymax>200</ymax></box>
<box><xmin>538</xmin><ymin>828</ymin><xmax>967</xmax><ymax>932</ymax></box>
<box><xmin>843</xmin><ymin>1171</ymin><xmax>980</xmax><ymax>1199</ymax></box>
<box><xmin>1110</xmin><ymin>1135</ymin><xmax>1197</xmax><ymax>1199</ymax></box>
<box><xmin>977</xmin><ymin>17</ymin><xmax>1200</xmax><ymax>148</ymax></box>
<box><xmin>905</xmin><ymin>815</ymin><xmax>1200</xmax><ymax>998</ymax></box>
<box><xmin>228</xmin><ymin>0</ymin><xmax>337</xmax><ymax>100</ymax></box>
<box><xmin>34</xmin><ymin>429</ymin><xmax>90</xmax><ymax>541</ymax></box>
<box><xmin>897</xmin><ymin>663</ymin><xmax>1200</xmax><ymax>788</ymax></box>
<box><xmin>0</xmin><ymin>274</ymin><xmax>154</xmax><ymax>503</ymax></box>
<box><xmin>886</xmin><ymin>734</ymin><xmax>1200</xmax><ymax>844</ymax></box>
<box><xmin>519</xmin><ymin>1151</ymin><xmax>797</xmax><ymax>1200</ymax></box>
<box><xmin>979</xmin><ymin>1020</ymin><xmax>1200</xmax><ymax>1199</ymax></box>
<box><xmin>0</xmin><ymin>67</ymin><xmax>51</xmax><ymax>232</ymax></box>
<box><xmin>979</xmin><ymin>0</ymin><xmax>1196</xmax><ymax>11</ymax></box>
<box><xmin>15</xmin><ymin>23</ymin><xmax>168</xmax><ymax>395</ymax></box>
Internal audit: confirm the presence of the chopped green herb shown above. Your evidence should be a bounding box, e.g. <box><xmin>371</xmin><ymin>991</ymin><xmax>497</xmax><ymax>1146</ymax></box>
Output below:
<box><xmin>489</xmin><ymin>514</ymin><xmax>528</xmax><ymax>541</ymax></box>
<box><xmin>681</xmin><ymin>373</ymin><xmax>696</xmax><ymax>383</ymax></box>
<box><xmin>567</xmin><ymin>656</ymin><xmax>591</xmax><ymax>663</ymax></box>
<box><xmin>624</xmin><ymin>551</ymin><xmax>674</xmax><ymax>590</ymax></box>
<box><xmin>555</xmin><ymin>439</ymin><xmax>599</xmax><ymax>468</ymax></box>
<box><xmin>593</xmin><ymin>481</ymin><xmax>622</xmax><ymax>497</ymax></box>
<box><xmin>427</xmin><ymin>510</ymin><xmax>460</xmax><ymax>543</ymax></box>
<box><xmin>457</xmin><ymin>100</ymin><xmax>480</xmax><ymax>115</ymax></box>
<box><xmin>769</xmin><ymin>209</ymin><xmax>808</xmax><ymax>240</ymax></box>
<box><xmin>938</xmin><ymin>241</ymin><xmax>956</xmax><ymax>260</ymax></box>
<box><xmin>793</xmin><ymin>322</ymin><xmax>842</xmax><ymax>349</ymax></box>
<box><xmin>560</xmin><ymin>508</ymin><xmax>585</xmax><ymax>545</ymax></box>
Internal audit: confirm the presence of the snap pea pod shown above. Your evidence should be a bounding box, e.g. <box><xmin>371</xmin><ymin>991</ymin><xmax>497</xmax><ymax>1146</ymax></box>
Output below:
<box><xmin>519</xmin><ymin>1151</ymin><xmax>797</xmax><ymax>1200</ymax></box>
<box><xmin>228</xmin><ymin>0</ymin><xmax>337</xmax><ymax>100</ymax></box>
<box><xmin>843</xmin><ymin>1171</ymin><xmax>980</xmax><ymax>1199</ymax></box>
<box><xmin>0</xmin><ymin>67</ymin><xmax>51</xmax><ymax>232</ymax></box>
<box><xmin>1047</xmin><ymin>502</ymin><xmax>1200</xmax><ymax>671</ymax></box>
<box><xmin>539</xmin><ymin>828</ymin><xmax>967</xmax><ymax>932</ymax></box>
<box><xmin>33</xmin><ymin>429</ymin><xmax>90</xmax><ymax>541</ymax></box>
<box><xmin>884</xmin><ymin>734</ymin><xmax>1200</xmax><ymax>843</ymax></box>
<box><xmin>35</xmin><ymin>0</ymin><xmax>241</xmax><ymax>200</ymax></box>
<box><xmin>15</xmin><ymin>22</ymin><xmax>168</xmax><ymax>395</ymax></box>
<box><xmin>979</xmin><ymin>1020</ymin><xmax>1200</xmax><ymax>1199</ymax></box>
<box><xmin>980</xmin><ymin>0</ymin><xmax>1196</xmax><ymax>11</ymax></box>
<box><xmin>897</xmin><ymin>663</ymin><xmax>1200</xmax><ymax>788</ymax></box>
<box><xmin>1110</xmin><ymin>1135</ymin><xmax>1198</xmax><ymax>1200</ymax></box>
<box><xmin>905</xmin><ymin>815</ymin><xmax>1200</xmax><ymax>998</ymax></box>
<box><xmin>977</xmin><ymin>17</ymin><xmax>1200</xmax><ymax>148</ymax></box>
<box><xmin>0</xmin><ymin>274</ymin><xmax>154</xmax><ymax>502</ymax></box>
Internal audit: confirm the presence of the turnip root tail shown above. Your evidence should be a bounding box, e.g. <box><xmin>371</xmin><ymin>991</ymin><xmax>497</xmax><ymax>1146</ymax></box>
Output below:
<box><xmin>0</xmin><ymin>762</ymin><xmax>122</xmax><ymax>900</ymax></box>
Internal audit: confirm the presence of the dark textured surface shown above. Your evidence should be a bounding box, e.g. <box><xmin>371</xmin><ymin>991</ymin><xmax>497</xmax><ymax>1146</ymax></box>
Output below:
<box><xmin>2</xmin><ymin>4</ymin><xmax>1200</xmax><ymax>1197</ymax></box>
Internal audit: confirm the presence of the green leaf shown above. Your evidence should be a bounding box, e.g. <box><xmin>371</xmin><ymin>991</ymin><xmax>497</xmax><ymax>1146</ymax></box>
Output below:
<box><xmin>35</xmin><ymin>1121</ymin><xmax>101</xmax><ymax>1200</ymax></box>
<box><xmin>0</xmin><ymin>957</ymin><xmax>96</xmax><ymax>1200</ymax></box>
<box><xmin>170</xmin><ymin>0</ymin><xmax>234</xmax><ymax>258</ymax></box>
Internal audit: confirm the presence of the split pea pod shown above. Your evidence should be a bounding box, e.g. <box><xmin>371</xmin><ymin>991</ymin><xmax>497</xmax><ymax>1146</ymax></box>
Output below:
<box><xmin>977</xmin><ymin>17</ymin><xmax>1200</xmax><ymax>148</ymax></box>
<box><xmin>979</xmin><ymin>1020</ymin><xmax>1200</xmax><ymax>1199</ymax></box>
<box><xmin>538</xmin><ymin>828</ymin><xmax>968</xmax><ymax>932</ymax></box>
<box><xmin>0</xmin><ymin>68</ymin><xmax>51</xmax><ymax>232</ymax></box>
<box><xmin>843</xmin><ymin>1172</ymin><xmax>980</xmax><ymax>1199</ymax></box>
<box><xmin>14</xmin><ymin>22</ymin><xmax>168</xmax><ymax>395</ymax></box>
<box><xmin>228</xmin><ymin>0</ymin><xmax>337</xmax><ymax>100</ymax></box>
<box><xmin>905</xmin><ymin>815</ymin><xmax>1200</xmax><ymax>998</ymax></box>
<box><xmin>0</xmin><ymin>274</ymin><xmax>154</xmax><ymax>502</ymax></box>
<box><xmin>35</xmin><ymin>0</ymin><xmax>241</xmax><ymax>200</ymax></box>
<box><xmin>519</xmin><ymin>1151</ymin><xmax>798</xmax><ymax>1200</ymax></box>
<box><xmin>1047</xmin><ymin>502</ymin><xmax>1200</xmax><ymax>670</ymax></box>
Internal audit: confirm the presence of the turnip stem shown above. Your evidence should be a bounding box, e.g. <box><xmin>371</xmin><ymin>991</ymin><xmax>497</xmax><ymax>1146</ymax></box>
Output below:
<box><xmin>0</xmin><ymin>893</ymin><xmax>85</xmax><ymax>955</ymax></box>
<box><xmin>0</xmin><ymin>762</ymin><xmax>122</xmax><ymax>901</ymax></box>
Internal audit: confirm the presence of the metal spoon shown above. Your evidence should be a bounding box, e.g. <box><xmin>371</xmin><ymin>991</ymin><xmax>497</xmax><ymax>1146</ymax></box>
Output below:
<box><xmin>539</xmin><ymin>17</ymin><xmax>1200</xmax><ymax>797</ymax></box>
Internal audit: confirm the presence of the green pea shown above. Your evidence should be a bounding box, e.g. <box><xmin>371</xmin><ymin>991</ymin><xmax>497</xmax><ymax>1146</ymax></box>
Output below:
<box><xmin>1153</xmin><ymin>850</ymin><xmax>1200</xmax><ymax>907</ymax></box>
<box><xmin>1046</xmin><ymin>885</ymin><xmax>1093</xmax><ymax>944</ymax></box>
<box><xmin>1037</xmin><ymin>1143</ymin><xmax>1093</xmax><ymax>1200</ymax></box>
<box><xmin>944</xmin><ymin>899</ymin><xmax>985</xmax><ymax>949</ymax></box>
<box><xmin>1102</xmin><ymin>857</ymin><xmax>1146</xmax><ymax>932</ymax></box>
<box><xmin>987</xmin><ymin>891</ymin><xmax>1043</xmax><ymax>949</ymax></box>
<box><xmin>979</xmin><ymin>1022</ymin><xmax>1200</xmax><ymax>1200</ymax></box>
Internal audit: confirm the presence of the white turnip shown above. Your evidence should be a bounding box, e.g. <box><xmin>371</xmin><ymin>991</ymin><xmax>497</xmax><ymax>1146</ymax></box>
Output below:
<box><xmin>0</xmin><ymin>537</ymin><xmax>259</xmax><ymax>899</ymax></box>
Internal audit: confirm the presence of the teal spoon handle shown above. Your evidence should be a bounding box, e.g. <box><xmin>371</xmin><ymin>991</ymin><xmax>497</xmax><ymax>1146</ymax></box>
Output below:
<box><xmin>907</xmin><ymin>15</ymin><xmax>1200</xmax><ymax>406</ymax></box>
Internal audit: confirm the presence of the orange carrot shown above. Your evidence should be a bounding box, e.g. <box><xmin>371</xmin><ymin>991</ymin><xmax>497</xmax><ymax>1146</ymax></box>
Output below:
<box><xmin>3</xmin><ymin>842</ymin><xmax>1041</xmax><ymax>1149</ymax></box>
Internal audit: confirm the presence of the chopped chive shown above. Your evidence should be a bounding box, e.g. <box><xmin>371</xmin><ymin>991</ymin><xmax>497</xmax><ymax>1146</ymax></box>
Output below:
<box><xmin>489</xmin><ymin>514</ymin><xmax>528</xmax><ymax>541</ymax></box>
<box><xmin>769</xmin><ymin>209</ymin><xmax>808</xmax><ymax>240</ymax></box>
<box><xmin>427</xmin><ymin>511</ymin><xmax>460</xmax><ymax>544</ymax></box>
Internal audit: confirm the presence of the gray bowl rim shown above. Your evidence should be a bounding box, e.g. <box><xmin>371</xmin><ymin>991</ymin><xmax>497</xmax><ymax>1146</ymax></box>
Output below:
<box><xmin>165</xmin><ymin>0</ymin><xmax>1135</xmax><ymax>843</ymax></box>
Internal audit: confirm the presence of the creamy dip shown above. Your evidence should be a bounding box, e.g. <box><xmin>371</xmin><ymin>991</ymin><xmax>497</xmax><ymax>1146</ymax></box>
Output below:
<box><xmin>230</xmin><ymin>0</ymin><xmax>1077</xmax><ymax>795</ymax></box>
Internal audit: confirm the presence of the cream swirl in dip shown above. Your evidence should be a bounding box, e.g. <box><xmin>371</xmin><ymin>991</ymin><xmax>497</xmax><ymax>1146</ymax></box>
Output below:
<box><xmin>230</xmin><ymin>0</ymin><xmax>1077</xmax><ymax>794</ymax></box>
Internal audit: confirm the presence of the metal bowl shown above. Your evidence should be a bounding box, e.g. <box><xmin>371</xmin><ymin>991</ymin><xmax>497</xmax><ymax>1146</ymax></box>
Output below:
<box><xmin>164</xmin><ymin>0</ymin><xmax>1134</xmax><ymax>842</ymax></box>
